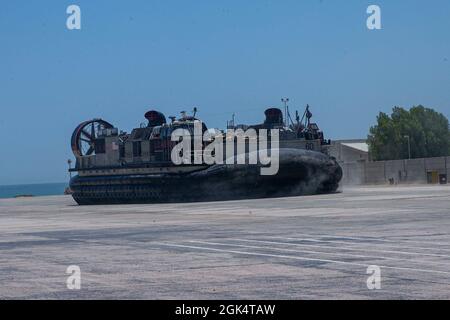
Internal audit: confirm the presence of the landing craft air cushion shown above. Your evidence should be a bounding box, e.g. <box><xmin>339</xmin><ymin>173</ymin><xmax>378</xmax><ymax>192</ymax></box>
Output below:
<box><xmin>69</xmin><ymin>106</ymin><xmax>342</xmax><ymax>204</ymax></box>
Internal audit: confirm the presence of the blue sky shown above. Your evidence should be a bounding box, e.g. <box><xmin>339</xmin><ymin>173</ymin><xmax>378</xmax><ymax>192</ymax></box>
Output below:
<box><xmin>0</xmin><ymin>0</ymin><xmax>449</xmax><ymax>185</ymax></box>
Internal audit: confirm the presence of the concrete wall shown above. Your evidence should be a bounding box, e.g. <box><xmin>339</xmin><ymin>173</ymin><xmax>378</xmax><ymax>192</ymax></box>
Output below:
<box><xmin>447</xmin><ymin>157</ymin><xmax>450</xmax><ymax>180</ymax></box>
<box><xmin>425</xmin><ymin>157</ymin><xmax>446</xmax><ymax>174</ymax></box>
<box><xmin>341</xmin><ymin>161</ymin><xmax>365</xmax><ymax>185</ymax></box>
<box><xmin>384</xmin><ymin>160</ymin><xmax>405</xmax><ymax>183</ymax></box>
<box><xmin>365</xmin><ymin>161</ymin><xmax>385</xmax><ymax>184</ymax></box>
<box><xmin>405</xmin><ymin>158</ymin><xmax>426</xmax><ymax>183</ymax></box>
<box><xmin>341</xmin><ymin>156</ymin><xmax>449</xmax><ymax>185</ymax></box>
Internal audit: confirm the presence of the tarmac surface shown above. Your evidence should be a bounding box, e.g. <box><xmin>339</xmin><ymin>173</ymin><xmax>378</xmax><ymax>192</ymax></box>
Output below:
<box><xmin>0</xmin><ymin>184</ymin><xmax>449</xmax><ymax>299</ymax></box>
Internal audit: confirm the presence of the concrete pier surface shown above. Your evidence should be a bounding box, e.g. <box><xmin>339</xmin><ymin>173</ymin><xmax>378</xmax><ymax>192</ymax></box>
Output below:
<box><xmin>0</xmin><ymin>185</ymin><xmax>449</xmax><ymax>299</ymax></box>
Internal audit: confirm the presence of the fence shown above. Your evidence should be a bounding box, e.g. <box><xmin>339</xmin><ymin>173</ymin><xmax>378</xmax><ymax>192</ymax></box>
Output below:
<box><xmin>340</xmin><ymin>156</ymin><xmax>450</xmax><ymax>185</ymax></box>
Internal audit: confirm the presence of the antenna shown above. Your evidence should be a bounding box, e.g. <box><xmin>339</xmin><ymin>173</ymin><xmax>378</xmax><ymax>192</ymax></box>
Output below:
<box><xmin>227</xmin><ymin>113</ymin><xmax>236</xmax><ymax>129</ymax></box>
<box><xmin>287</xmin><ymin>107</ymin><xmax>295</xmax><ymax>127</ymax></box>
<box><xmin>281</xmin><ymin>97</ymin><xmax>289</xmax><ymax>128</ymax></box>
<box><xmin>193</xmin><ymin>107</ymin><xmax>198</xmax><ymax>117</ymax></box>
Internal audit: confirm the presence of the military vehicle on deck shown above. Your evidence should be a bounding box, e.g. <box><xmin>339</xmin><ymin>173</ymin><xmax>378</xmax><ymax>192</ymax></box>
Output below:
<box><xmin>69</xmin><ymin>105</ymin><xmax>342</xmax><ymax>205</ymax></box>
